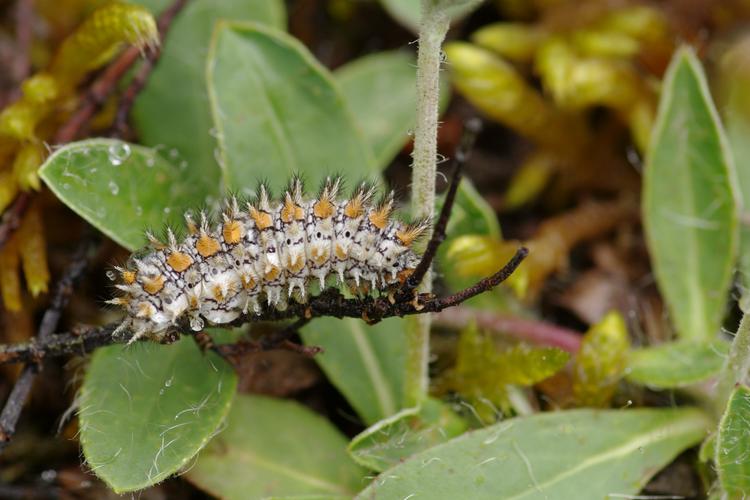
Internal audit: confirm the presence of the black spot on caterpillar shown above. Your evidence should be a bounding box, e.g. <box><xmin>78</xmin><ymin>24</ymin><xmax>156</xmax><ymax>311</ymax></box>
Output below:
<box><xmin>108</xmin><ymin>177</ymin><xmax>430</xmax><ymax>342</ymax></box>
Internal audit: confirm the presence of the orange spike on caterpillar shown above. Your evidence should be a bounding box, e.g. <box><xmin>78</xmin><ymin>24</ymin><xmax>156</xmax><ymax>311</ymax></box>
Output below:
<box><xmin>110</xmin><ymin>181</ymin><xmax>426</xmax><ymax>342</ymax></box>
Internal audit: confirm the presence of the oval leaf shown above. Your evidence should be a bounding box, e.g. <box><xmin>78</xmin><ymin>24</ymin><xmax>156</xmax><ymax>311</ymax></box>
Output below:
<box><xmin>626</xmin><ymin>339</ymin><xmax>729</xmax><ymax>388</ymax></box>
<box><xmin>301</xmin><ymin>317</ymin><xmax>407</xmax><ymax>425</ymax></box>
<box><xmin>132</xmin><ymin>0</ymin><xmax>285</xmax><ymax>189</ymax></box>
<box><xmin>356</xmin><ymin>408</ymin><xmax>710</xmax><ymax>499</ymax></box>
<box><xmin>186</xmin><ymin>395</ymin><xmax>365</xmax><ymax>499</ymax></box>
<box><xmin>39</xmin><ymin>139</ymin><xmax>207</xmax><ymax>251</ymax></box>
<box><xmin>643</xmin><ymin>46</ymin><xmax>739</xmax><ymax>341</ymax></box>
<box><xmin>78</xmin><ymin>338</ymin><xmax>237</xmax><ymax>492</ymax></box>
<box><xmin>716</xmin><ymin>384</ymin><xmax>750</xmax><ymax>497</ymax></box>
<box><xmin>207</xmin><ymin>22</ymin><xmax>376</xmax><ymax>193</ymax></box>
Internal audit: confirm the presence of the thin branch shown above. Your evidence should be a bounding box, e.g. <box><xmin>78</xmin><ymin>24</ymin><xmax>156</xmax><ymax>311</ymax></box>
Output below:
<box><xmin>110</xmin><ymin>0</ymin><xmax>189</xmax><ymax>138</ymax></box>
<box><xmin>0</xmin><ymin>248</ymin><xmax>529</xmax><ymax>366</ymax></box>
<box><xmin>433</xmin><ymin>307</ymin><xmax>582</xmax><ymax>353</ymax></box>
<box><xmin>0</xmin><ymin>234</ymin><xmax>100</xmax><ymax>450</ymax></box>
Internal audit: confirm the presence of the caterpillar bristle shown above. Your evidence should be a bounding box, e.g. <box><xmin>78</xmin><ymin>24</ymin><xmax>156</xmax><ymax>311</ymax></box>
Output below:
<box><xmin>109</xmin><ymin>179</ymin><xmax>428</xmax><ymax>341</ymax></box>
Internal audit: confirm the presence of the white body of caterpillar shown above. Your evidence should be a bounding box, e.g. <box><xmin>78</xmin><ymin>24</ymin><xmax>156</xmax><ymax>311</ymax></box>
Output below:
<box><xmin>109</xmin><ymin>177</ymin><xmax>429</xmax><ymax>342</ymax></box>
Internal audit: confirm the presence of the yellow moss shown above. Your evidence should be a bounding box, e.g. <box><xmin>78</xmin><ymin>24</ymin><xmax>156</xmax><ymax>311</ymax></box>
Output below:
<box><xmin>503</xmin><ymin>152</ymin><xmax>556</xmax><ymax>209</ymax></box>
<box><xmin>444</xmin><ymin>42</ymin><xmax>588</xmax><ymax>159</ymax></box>
<box><xmin>0</xmin><ymin>2</ymin><xmax>157</xmax><ymax>147</ymax></box>
<box><xmin>50</xmin><ymin>2</ymin><xmax>158</xmax><ymax>84</ymax></box>
<box><xmin>13</xmin><ymin>143</ymin><xmax>44</xmax><ymax>191</ymax></box>
<box><xmin>0</xmin><ymin>170</ymin><xmax>18</xmax><ymax>214</ymax></box>
<box><xmin>0</xmin><ymin>236</ymin><xmax>22</xmax><ymax>312</ymax></box>
<box><xmin>17</xmin><ymin>205</ymin><xmax>50</xmax><ymax>297</ymax></box>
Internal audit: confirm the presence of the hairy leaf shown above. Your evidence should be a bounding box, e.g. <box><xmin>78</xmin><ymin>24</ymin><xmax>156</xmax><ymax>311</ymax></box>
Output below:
<box><xmin>78</xmin><ymin>339</ymin><xmax>237</xmax><ymax>493</ymax></box>
<box><xmin>716</xmin><ymin>384</ymin><xmax>750</xmax><ymax>497</ymax></box>
<box><xmin>626</xmin><ymin>339</ymin><xmax>729</xmax><ymax>388</ymax></box>
<box><xmin>348</xmin><ymin>398</ymin><xmax>467</xmax><ymax>472</ymax></box>
<box><xmin>643</xmin><ymin>46</ymin><xmax>738</xmax><ymax>341</ymax></box>
<box><xmin>356</xmin><ymin>408</ymin><xmax>710</xmax><ymax>499</ymax></box>
<box><xmin>186</xmin><ymin>395</ymin><xmax>365</xmax><ymax>499</ymax></box>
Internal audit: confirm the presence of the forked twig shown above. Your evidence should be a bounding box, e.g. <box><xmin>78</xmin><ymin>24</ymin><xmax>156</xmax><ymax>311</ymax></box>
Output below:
<box><xmin>403</xmin><ymin>117</ymin><xmax>483</xmax><ymax>294</ymax></box>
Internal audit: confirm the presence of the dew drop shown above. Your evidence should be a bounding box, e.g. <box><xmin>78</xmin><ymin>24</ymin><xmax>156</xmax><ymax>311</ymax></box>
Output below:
<box><xmin>146</xmin><ymin>157</ymin><xmax>155</xmax><ymax>168</ymax></box>
<box><xmin>190</xmin><ymin>316</ymin><xmax>204</xmax><ymax>331</ymax></box>
<box><xmin>108</xmin><ymin>180</ymin><xmax>119</xmax><ymax>195</ymax></box>
<box><xmin>179</xmin><ymin>160</ymin><xmax>187</xmax><ymax>170</ymax></box>
<box><xmin>135</xmin><ymin>205</ymin><xmax>143</xmax><ymax>216</ymax></box>
<box><xmin>159</xmin><ymin>388</ymin><xmax>165</xmax><ymax>395</ymax></box>
<box><xmin>108</xmin><ymin>143</ymin><xmax>131</xmax><ymax>166</ymax></box>
<box><xmin>89</xmin><ymin>167</ymin><xmax>98</xmax><ymax>174</ymax></box>
<box><xmin>163</xmin><ymin>207</ymin><xmax>171</xmax><ymax>214</ymax></box>
<box><xmin>106</xmin><ymin>270</ymin><xmax>117</xmax><ymax>281</ymax></box>
<box><xmin>164</xmin><ymin>377</ymin><xmax>173</xmax><ymax>387</ymax></box>
<box><xmin>169</xmin><ymin>148</ymin><xmax>179</xmax><ymax>159</ymax></box>
<box><xmin>62</xmin><ymin>183</ymin><xmax>70</xmax><ymax>190</ymax></box>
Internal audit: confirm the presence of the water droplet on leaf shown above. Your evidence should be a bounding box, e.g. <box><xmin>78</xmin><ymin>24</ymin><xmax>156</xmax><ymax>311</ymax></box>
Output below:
<box><xmin>108</xmin><ymin>143</ymin><xmax>131</xmax><ymax>166</ymax></box>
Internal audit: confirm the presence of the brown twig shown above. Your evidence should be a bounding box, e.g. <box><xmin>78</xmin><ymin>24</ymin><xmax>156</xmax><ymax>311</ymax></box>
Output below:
<box><xmin>433</xmin><ymin>307</ymin><xmax>582</xmax><ymax>353</ymax></box>
<box><xmin>110</xmin><ymin>0</ymin><xmax>189</xmax><ymax>138</ymax></box>
<box><xmin>0</xmin><ymin>234</ymin><xmax>100</xmax><ymax>450</ymax></box>
<box><xmin>0</xmin><ymin>192</ymin><xmax>31</xmax><ymax>250</ymax></box>
<box><xmin>0</xmin><ymin>248</ymin><xmax>529</xmax><ymax>366</ymax></box>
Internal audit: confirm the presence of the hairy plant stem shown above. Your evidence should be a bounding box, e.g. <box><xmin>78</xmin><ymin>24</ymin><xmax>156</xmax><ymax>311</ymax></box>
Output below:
<box><xmin>405</xmin><ymin>2</ymin><xmax>450</xmax><ymax>408</ymax></box>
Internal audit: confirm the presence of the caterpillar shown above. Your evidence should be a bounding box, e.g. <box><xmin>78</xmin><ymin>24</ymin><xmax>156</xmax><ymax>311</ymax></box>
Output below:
<box><xmin>108</xmin><ymin>177</ymin><xmax>430</xmax><ymax>342</ymax></box>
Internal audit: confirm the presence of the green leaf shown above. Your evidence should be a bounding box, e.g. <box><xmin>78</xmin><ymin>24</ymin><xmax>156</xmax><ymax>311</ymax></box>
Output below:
<box><xmin>185</xmin><ymin>395</ymin><xmax>365</xmax><ymax>499</ymax></box>
<box><xmin>356</xmin><ymin>408</ymin><xmax>710</xmax><ymax>499</ymax></box>
<box><xmin>380</xmin><ymin>0</ymin><xmax>481</xmax><ymax>33</ymax></box>
<box><xmin>207</xmin><ymin>22</ymin><xmax>376</xmax><ymax>193</ymax></box>
<box><xmin>716</xmin><ymin>384</ymin><xmax>750</xmax><ymax>497</ymax></box>
<box><xmin>132</xmin><ymin>0</ymin><xmax>285</xmax><ymax>193</ymax></box>
<box><xmin>301</xmin><ymin>317</ymin><xmax>406</xmax><ymax>425</ymax></box>
<box><xmin>348</xmin><ymin>398</ymin><xmax>467</xmax><ymax>472</ymax></box>
<box><xmin>336</xmin><ymin>50</ymin><xmax>450</xmax><ymax>169</ymax></box>
<box><xmin>572</xmin><ymin>311</ymin><xmax>630</xmax><ymax>407</ymax></box>
<box><xmin>643</xmin><ymin>46</ymin><xmax>739</xmax><ymax>341</ymax></box>
<box><xmin>39</xmin><ymin>139</ymin><xmax>206</xmax><ymax>251</ymax></box>
<box><xmin>626</xmin><ymin>339</ymin><xmax>729</xmax><ymax>388</ymax></box>
<box><xmin>78</xmin><ymin>338</ymin><xmax>237</xmax><ymax>493</ymax></box>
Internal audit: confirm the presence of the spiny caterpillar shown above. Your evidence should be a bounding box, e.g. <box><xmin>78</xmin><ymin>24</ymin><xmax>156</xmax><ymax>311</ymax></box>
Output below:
<box><xmin>109</xmin><ymin>177</ymin><xmax>430</xmax><ymax>342</ymax></box>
